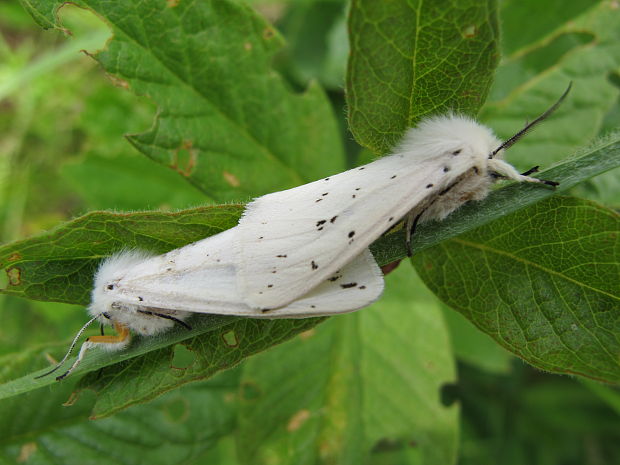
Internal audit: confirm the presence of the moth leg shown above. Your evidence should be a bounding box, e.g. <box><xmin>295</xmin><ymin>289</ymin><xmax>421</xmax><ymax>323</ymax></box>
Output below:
<box><xmin>520</xmin><ymin>166</ymin><xmax>539</xmax><ymax>176</ymax></box>
<box><xmin>56</xmin><ymin>322</ymin><xmax>130</xmax><ymax>381</ymax></box>
<box><xmin>489</xmin><ymin>159</ymin><xmax>558</xmax><ymax>187</ymax></box>
<box><xmin>405</xmin><ymin>210</ymin><xmax>424</xmax><ymax>258</ymax></box>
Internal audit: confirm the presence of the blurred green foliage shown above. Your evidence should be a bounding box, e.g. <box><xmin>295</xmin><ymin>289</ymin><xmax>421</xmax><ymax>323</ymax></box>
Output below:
<box><xmin>0</xmin><ymin>1</ymin><xmax>618</xmax><ymax>464</ymax></box>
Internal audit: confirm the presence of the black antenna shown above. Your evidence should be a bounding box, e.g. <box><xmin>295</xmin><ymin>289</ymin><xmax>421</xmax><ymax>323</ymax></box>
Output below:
<box><xmin>490</xmin><ymin>83</ymin><xmax>572</xmax><ymax>158</ymax></box>
<box><xmin>34</xmin><ymin>314</ymin><xmax>101</xmax><ymax>379</ymax></box>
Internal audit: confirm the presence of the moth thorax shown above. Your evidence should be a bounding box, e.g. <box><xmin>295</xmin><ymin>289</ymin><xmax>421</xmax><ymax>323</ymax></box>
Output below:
<box><xmin>423</xmin><ymin>167</ymin><xmax>492</xmax><ymax>222</ymax></box>
<box><xmin>108</xmin><ymin>306</ymin><xmax>191</xmax><ymax>336</ymax></box>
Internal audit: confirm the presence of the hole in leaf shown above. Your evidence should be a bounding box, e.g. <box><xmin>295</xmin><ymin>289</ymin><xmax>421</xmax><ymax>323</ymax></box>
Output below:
<box><xmin>171</xmin><ymin>344</ymin><xmax>195</xmax><ymax>369</ymax></box>
<box><xmin>7</xmin><ymin>267</ymin><xmax>21</xmax><ymax>286</ymax></box>
<box><xmin>222</xmin><ymin>330</ymin><xmax>239</xmax><ymax>347</ymax></box>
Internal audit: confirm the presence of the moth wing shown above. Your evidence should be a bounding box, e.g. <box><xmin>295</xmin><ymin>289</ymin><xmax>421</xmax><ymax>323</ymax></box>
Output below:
<box><xmin>236</xmin><ymin>152</ymin><xmax>475</xmax><ymax>309</ymax></box>
<box><xmin>108</xmin><ymin>227</ymin><xmax>384</xmax><ymax>318</ymax></box>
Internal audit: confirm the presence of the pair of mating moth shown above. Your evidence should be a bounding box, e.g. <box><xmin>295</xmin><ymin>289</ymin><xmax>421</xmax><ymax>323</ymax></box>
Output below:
<box><xmin>39</xmin><ymin>86</ymin><xmax>570</xmax><ymax>380</ymax></box>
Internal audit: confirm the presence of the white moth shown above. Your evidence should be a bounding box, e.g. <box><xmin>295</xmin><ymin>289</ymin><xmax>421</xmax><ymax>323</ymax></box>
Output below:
<box><xmin>235</xmin><ymin>86</ymin><xmax>570</xmax><ymax>310</ymax></box>
<box><xmin>38</xmin><ymin>226</ymin><xmax>383</xmax><ymax>380</ymax></box>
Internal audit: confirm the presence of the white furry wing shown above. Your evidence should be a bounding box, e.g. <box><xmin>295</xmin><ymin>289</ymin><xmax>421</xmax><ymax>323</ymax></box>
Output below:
<box><xmin>104</xmin><ymin>227</ymin><xmax>384</xmax><ymax>318</ymax></box>
<box><xmin>236</xmin><ymin>151</ymin><xmax>475</xmax><ymax>309</ymax></box>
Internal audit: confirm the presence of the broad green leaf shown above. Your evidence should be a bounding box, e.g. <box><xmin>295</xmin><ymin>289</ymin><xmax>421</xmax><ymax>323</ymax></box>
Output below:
<box><xmin>79</xmin><ymin>317</ymin><xmax>323</xmax><ymax>419</ymax></box>
<box><xmin>485</xmin><ymin>0</ymin><xmax>620</xmax><ymax>210</ymax></box>
<box><xmin>499</xmin><ymin>0</ymin><xmax>595</xmax><ymax>55</ymax></box>
<box><xmin>347</xmin><ymin>0</ymin><xmax>499</xmax><ymax>154</ymax></box>
<box><xmin>20</xmin><ymin>0</ymin><xmax>344</xmax><ymax>201</ymax></box>
<box><xmin>61</xmin><ymin>152</ymin><xmax>206</xmax><ymax>211</ymax></box>
<box><xmin>484</xmin><ymin>1</ymin><xmax>620</xmax><ymax>169</ymax></box>
<box><xmin>237</xmin><ymin>264</ymin><xmax>458</xmax><ymax>465</ymax></box>
<box><xmin>414</xmin><ymin>196</ymin><xmax>620</xmax><ymax>383</ymax></box>
<box><xmin>0</xmin><ymin>367</ymin><xmax>237</xmax><ymax>465</ymax></box>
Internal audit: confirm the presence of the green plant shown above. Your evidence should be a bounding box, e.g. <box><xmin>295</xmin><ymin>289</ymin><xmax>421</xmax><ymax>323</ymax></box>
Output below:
<box><xmin>0</xmin><ymin>0</ymin><xmax>618</xmax><ymax>464</ymax></box>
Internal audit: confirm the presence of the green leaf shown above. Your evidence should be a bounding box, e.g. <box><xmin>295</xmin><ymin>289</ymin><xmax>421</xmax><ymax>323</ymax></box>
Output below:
<box><xmin>61</xmin><ymin>152</ymin><xmax>207</xmax><ymax>211</ymax></box>
<box><xmin>414</xmin><ymin>196</ymin><xmax>620</xmax><ymax>383</ymax></box>
<box><xmin>21</xmin><ymin>0</ymin><xmax>344</xmax><ymax>201</ymax></box>
<box><xmin>0</xmin><ymin>364</ymin><xmax>237</xmax><ymax>464</ymax></box>
<box><xmin>79</xmin><ymin>317</ymin><xmax>323</xmax><ymax>419</ymax></box>
<box><xmin>347</xmin><ymin>0</ymin><xmax>499</xmax><ymax>154</ymax></box>
<box><xmin>499</xmin><ymin>0</ymin><xmax>595</xmax><ymax>55</ymax></box>
<box><xmin>237</xmin><ymin>264</ymin><xmax>458</xmax><ymax>465</ymax></box>
<box><xmin>484</xmin><ymin>1</ymin><xmax>620</xmax><ymax>169</ymax></box>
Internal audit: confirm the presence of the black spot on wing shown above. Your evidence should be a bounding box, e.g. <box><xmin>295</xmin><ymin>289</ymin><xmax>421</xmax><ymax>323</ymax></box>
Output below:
<box><xmin>340</xmin><ymin>282</ymin><xmax>357</xmax><ymax>289</ymax></box>
<box><xmin>276</xmin><ymin>254</ymin><xmax>287</xmax><ymax>258</ymax></box>
<box><xmin>426</xmin><ymin>183</ymin><xmax>434</xmax><ymax>188</ymax></box>
<box><xmin>330</xmin><ymin>215</ymin><xmax>338</xmax><ymax>223</ymax></box>
<box><xmin>443</xmin><ymin>166</ymin><xmax>451</xmax><ymax>173</ymax></box>
<box><xmin>311</xmin><ymin>260</ymin><xmax>319</xmax><ymax>270</ymax></box>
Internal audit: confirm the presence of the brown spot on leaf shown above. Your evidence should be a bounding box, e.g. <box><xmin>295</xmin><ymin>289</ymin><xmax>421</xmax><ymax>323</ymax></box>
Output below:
<box><xmin>223</xmin><ymin>171</ymin><xmax>240</xmax><ymax>187</ymax></box>
<box><xmin>7</xmin><ymin>252</ymin><xmax>21</xmax><ymax>262</ymax></box>
<box><xmin>17</xmin><ymin>442</ymin><xmax>37</xmax><ymax>463</ymax></box>
<box><xmin>170</xmin><ymin>141</ymin><xmax>197</xmax><ymax>176</ymax></box>
<box><xmin>462</xmin><ymin>24</ymin><xmax>477</xmax><ymax>38</ymax></box>
<box><xmin>263</xmin><ymin>27</ymin><xmax>275</xmax><ymax>39</ymax></box>
<box><xmin>107</xmin><ymin>74</ymin><xmax>130</xmax><ymax>90</ymax></box>
<box><xmin>244</xmin><ymin>42</ymin><xmax>252</xmax><ymax>51</ymax></box>
<box><xmin>287</xmin><ymin>409</ymin><xmax>311</xmax><ymax>432</ymax></box>
<box><xmin>299</xmin><ymin>329</ymin><xmax>316</xmax><ymax>340</ymax></box>
<box><xmin>167</xmin><ymin>0</ymin><xmax>180</xmax><ymax>6</ymax></box>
